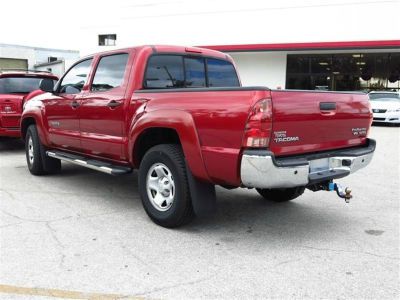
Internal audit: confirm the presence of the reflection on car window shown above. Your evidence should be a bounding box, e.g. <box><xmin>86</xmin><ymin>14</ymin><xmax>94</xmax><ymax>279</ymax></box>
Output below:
<box><xmin>144</xmin><ymin>56</ymin><xmax>184</xmax><ymax>89</ymax></box>
<box><xmin>0</xmin><ymin>77</ymin><xmax>54</xmax><ymax>94</ymax></box>
<box><xmin>184</xmin><ymin>57</ymin><xmax>206</xmax><ymax>87</ymax></box>
<box><xmin>369</xmin><ymin>93</ymin><xmax>400</xmax><ymax>100</ymax></box>
<box><xmin>91</xmin><ymin>54</ymin><xmax>129</xmax><ymax>92</ymax></box>
<box><xmin>59</xmin><ymin>59</ymin><xmax>93</xmax><ymax>94</ymax></box>
<box><xmin>207</xmin><ymin>58</ymin><xmax>240</xmax><ymax>87</ymax></box>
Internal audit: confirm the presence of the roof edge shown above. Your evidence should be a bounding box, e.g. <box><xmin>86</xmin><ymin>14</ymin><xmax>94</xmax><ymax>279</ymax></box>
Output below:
<box><xmin>198</xmin><ymin>40</ymin><xmax>400</xmax><ymax>52</ymax></box>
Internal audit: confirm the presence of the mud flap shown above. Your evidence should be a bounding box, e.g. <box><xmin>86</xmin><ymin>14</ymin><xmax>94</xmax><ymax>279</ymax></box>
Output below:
<box><xmin>185</xmin><ymin>164</ymin><xmax>216</xmax><ymax>216</ymax></box>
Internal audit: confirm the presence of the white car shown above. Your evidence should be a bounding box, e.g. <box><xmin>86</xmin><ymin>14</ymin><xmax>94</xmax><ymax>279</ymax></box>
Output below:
<box><xmin>368</xmin><ymin>91</ymin><xmax>400</xmax><ymax>125</ymax></box>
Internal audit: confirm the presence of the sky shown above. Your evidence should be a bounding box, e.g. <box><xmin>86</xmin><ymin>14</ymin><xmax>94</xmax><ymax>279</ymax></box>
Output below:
<box><xmin>0</xmin><ymin>0</ymin><xmax>399</xmax><ymax>54</ymax></box>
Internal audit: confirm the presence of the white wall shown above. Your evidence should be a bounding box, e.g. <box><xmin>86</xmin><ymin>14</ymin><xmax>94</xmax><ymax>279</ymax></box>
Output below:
<box><xmin>230</xmin><ymin>52</ymin><xmax>287</xmax><ymax>88</ymax></box>
<box><xmin>34</xmin><ymin>62</ymin><xmax>65</xmax><ymax>77</ymax></box>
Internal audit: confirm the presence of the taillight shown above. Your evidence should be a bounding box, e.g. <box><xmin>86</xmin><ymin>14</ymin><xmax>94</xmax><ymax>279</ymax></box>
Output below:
<box><xmin>243</xmin><ymin>98</ymin><xmax>272</xmax><ymax>148</ymax></box>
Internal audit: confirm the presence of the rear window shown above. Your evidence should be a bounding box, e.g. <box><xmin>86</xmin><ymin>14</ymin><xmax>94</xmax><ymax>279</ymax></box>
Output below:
<box><xmin>369</xmin><ymin>93</ymin><xmax>400</xmax><ymax>100</ymax></box>
<box><xmin>184</xmin><ymin>57</ymin><xmax>206</xmax><ymax>87</ymax></box>
<box><xmin>207</xmin><ymin>58</ymin><xmax>240</xmax><ymax>87</ymax></box>
<box><xmin>143</xmin><ymin>54</ymin><xmax>239</xmax><ymax>89</ymax></box>
<box><xmin>144</xmin><ymin>55</ymin><xmax>184</xmax><ymax>89</ymax></box>
<box><xmin>0</xmin><ymin>77</ymin><xmax>54</xmax><ymax>94</ymax></box>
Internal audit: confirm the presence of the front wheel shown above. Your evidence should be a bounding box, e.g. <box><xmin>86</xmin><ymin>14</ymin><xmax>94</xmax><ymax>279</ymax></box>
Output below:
<box><xmin>138</xmin><ymin>144</ymin><xmax>194</xmax><ymax>228</ymax></box>
<box><xmin>25</xmin><ymin>125</ymin><xmax>61</xmax><ymax>175</ymax></box>
<box><xmin>256</xmin><ymin>187</ymin><xmax>305</xmax><ymax>202</ymax></box>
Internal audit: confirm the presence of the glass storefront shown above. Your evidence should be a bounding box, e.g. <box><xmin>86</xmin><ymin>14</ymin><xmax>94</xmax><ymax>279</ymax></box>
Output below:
<box><xmin>286</xmin><ymin>53</ymin><xmax>400</xmax><ymax>91</ymax></box>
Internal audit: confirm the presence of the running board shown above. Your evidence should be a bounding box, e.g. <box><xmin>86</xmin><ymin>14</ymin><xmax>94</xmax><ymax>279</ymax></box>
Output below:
<box><xmin>46</xmin><ymin>150</ymin><xmax>132</xmax><ymax>175</ymax></box>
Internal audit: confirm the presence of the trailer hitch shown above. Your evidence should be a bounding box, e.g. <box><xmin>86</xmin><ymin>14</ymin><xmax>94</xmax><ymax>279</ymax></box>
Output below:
<box><xmin>329</xmin><ymin>182</ymin><xmax>352</xmax><ymax>203</ymax></box>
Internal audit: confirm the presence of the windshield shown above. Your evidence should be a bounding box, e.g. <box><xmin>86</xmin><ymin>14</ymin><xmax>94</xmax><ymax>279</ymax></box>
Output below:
<box><xmin>369</xmin><ymin>93</ymin><xmax>400</xmax><ymax>101</ymax></box>
<box><xmin>0</xmin><ymin>77</ymin><xmax>53</xmax><ymax>94</ymax></box>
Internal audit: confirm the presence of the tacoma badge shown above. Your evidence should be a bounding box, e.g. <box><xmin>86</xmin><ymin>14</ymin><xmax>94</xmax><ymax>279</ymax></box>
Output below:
<box><xmin>273</xmin><ymin>131</ymin><xmax>300</xmax><ymax>143</ymax></box>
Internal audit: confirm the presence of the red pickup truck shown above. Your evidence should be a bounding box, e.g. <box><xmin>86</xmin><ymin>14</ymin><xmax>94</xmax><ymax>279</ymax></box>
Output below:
<box><xmin>0</xmin><ymin>70</ymin><xmax>58</xmax><ymax>137</ymax></box>
<box><xmin>21</xmin><ymin>45</ymin><xmax>375</xmax><ymax>227</ymax></box>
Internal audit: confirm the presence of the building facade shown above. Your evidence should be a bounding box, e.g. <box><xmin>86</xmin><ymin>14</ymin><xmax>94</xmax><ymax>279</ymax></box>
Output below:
<box><xmin>0</xmin><ymin>44</ymin><xmax>79</xmax><ymax>77</ymax></box>
<box><xmin>205</xmin><ymin>41</ymin><xmax>400</xmax><ymax>92</ymax></box>
<box><xmin>74</xmin><ymin>0</ymin><xmax>400</xmax><ymax>92</ymax></box>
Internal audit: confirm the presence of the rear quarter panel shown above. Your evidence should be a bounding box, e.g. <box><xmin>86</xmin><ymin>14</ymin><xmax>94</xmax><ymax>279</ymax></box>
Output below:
<box><xmin>133</xmin><ymin>89</ymin><xmax>270</xmax><ymax>186</ymax></box>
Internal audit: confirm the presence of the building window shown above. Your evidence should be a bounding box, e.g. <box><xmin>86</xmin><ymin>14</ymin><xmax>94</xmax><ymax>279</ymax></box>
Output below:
<box><xmin>286</xmin><ymin>53</ymin><xmax>400</xmax><ymax>92</ymax></box>
<box><xmin>98</xmin><ymin>34</ymin><xmax>117</xmax><ymax>46</ymax></box>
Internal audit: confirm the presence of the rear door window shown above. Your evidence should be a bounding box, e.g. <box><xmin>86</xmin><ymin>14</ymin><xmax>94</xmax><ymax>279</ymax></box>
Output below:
<box><xmin>207</xmin><ymin>58</ymin><xmax>240</xmax><ymax>87</ymax></box>
<box><xmin>91</xmin><ymin>53</ymin><xmax>129</xmax><ymax>92</ymax></box>
<box><xmin>144</xmin><ymin>55</ymin><xmax>184</xmax><ymax>88</ymax></box>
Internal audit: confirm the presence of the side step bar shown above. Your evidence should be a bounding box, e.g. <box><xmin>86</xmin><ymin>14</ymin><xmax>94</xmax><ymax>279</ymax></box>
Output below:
<box><xmin>46</xmin><ymin>150</ymin><xmax>132</xmax><ymax>175</ymax></box>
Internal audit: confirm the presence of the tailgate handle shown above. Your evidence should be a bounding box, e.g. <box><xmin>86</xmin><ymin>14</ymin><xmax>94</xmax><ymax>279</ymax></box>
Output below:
<box><xmin>320</xmin><ymin>102</ymin><xmax>336</xmax><ymax>111</ymax></box>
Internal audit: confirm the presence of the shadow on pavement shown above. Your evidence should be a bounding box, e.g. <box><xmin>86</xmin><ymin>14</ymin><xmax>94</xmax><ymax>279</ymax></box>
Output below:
<box><xmin>0</xmin><ymin>138</ymin><xmax>25</xmax><ymax>152</ymax></box>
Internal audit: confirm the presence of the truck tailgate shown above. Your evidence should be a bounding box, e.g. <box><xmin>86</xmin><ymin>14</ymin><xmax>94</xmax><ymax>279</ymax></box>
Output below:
<box><xmin>269</xmin><ymin>90</ymin><xmax>372</xmax><ymax>156</ymax></box>
<box><xmin>0</xmin><ymin>94</ymin><xmax>24</xmax><ymax>128</ymax></box>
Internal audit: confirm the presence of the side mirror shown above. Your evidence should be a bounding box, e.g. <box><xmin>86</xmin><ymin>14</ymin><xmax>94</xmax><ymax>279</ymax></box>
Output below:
<box><xmin>39</xmin><ymin>78</ymin><xmax>54</xmax><ymax>93</ymax></box>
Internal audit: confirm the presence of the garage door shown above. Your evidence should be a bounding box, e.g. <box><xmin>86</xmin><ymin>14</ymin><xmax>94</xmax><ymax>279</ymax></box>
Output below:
<box><xmin>0</xmin><ymin>57</ymin><xmax>28</xmax><ymax>70</ymax></box>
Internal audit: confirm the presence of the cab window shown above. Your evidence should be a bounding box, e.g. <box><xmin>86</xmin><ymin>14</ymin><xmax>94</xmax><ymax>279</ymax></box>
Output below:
<box><xmin>144</xmin><ymin>55</ymin><xmax>184</xmax><ymax>89</ymax></box>
<box><xmin>59</xmin><ymin>59</ymin><xmax>93</xmax><ymax>94</ymax></box>
<box><xmin>207</xmin><ymin>58</ymin><xmax>240</xmax><ymax>87</ymax></box>
<box><xmin>91</xmin><ymin>54</ymin><xmax>129</xmax><ymax>92</ymax></box>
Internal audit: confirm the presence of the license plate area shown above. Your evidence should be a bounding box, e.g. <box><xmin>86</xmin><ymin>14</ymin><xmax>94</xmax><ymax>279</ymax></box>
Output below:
<box><xmin>309</xmin><ymin>158</ymin><xmax>330</xmax><ymax>174</ymax></box>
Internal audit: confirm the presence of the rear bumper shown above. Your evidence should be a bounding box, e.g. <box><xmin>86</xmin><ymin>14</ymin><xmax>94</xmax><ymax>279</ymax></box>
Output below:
<box><xmin>0</xmin><ymin>126</ymin><xmax>21</xmax><ymax>137</ymax></box>
<box><xmin>240</xmin><ymin>139</ymin><xmax>376</xmax><ymax>189</ymax></box>
<box><xmin>372</xmin><ymin>112</ymin><xmax>400</xmax><ymax>123</ymax></box>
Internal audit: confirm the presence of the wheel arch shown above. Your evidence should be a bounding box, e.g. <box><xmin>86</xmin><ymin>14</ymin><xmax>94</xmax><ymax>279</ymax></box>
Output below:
<box><xmin>129</xmin><ymin>110</ymin><xmax>210</xmax><ymax>182</ymax></box>
<box><xmin>21</xmin><ymin>114</ymin><xmax>48</xmax><ymax>145</ymax></box>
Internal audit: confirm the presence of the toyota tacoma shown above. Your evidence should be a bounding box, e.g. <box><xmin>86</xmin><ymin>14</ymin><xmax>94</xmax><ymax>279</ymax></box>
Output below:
<box><xmin>20</xmin><ymin>45</ymin><xmax>375</xmax><ymax>227</ymax></box>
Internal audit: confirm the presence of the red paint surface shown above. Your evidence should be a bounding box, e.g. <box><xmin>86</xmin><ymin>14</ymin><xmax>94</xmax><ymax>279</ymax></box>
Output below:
<box><xmin>22</xmin><ymin>45</ymin><xmax>372</xmax><ymax>186</ymax></box>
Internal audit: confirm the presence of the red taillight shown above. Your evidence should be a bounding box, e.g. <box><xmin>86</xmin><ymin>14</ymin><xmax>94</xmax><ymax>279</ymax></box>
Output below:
<box><xmin>243</xmin><ymin>98</ymin><xmax>272</xmax><ymax>148</ymax></box>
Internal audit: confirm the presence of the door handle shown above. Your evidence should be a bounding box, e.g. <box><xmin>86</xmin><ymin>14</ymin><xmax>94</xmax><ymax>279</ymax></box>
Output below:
<box><xmin>320</xmin><ymin>102</ymin><xmax>336</xmax><ymax>111</ymax></box>
<box><xmin>107</xmin><ymin>100</ymin><xmax>122</xmax><ymax>108</ymax></box>
<box><xmin>71</xmin><ymin>100</ymin><xmax>80</xmax><ymax>108</ymax></box>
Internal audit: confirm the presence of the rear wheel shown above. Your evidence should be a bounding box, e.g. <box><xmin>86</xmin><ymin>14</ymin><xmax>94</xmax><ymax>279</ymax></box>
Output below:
<box><xmin>138</xmin><ymin>144</ymin><xmax>194</xmax><ymax>228</ymax></box>
<box><xmin>256</xmin><ymin>187</ymin><xmax>305</xmax><ymax>202</ymax></box>
<box><xmin>25</xmin><ymin>125</ymin><xmax>61</xmax><ymax>175</ymax></box>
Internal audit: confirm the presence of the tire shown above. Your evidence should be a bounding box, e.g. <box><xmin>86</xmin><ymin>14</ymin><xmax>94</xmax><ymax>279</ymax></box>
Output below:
<box><xmin>25</xmin><ymin>125</ymin><xmax>61</xmax><ymax>175</ymax></box>
<box><xmin>256</xmin><ymin>186</ymin><xmax>305</xmax><ymax>202</ymax></box>
<box><xmin>138</xmin><ymin>144</ymin><xmax>194</xmax><ymax>228</ymax></box>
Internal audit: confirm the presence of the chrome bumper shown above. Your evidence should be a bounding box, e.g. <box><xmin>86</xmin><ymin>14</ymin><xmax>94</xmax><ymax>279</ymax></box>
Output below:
<box><xmin>240</xmin><ymin>140</ymin><xmax>375</xmax><ymax>189</ymax></box>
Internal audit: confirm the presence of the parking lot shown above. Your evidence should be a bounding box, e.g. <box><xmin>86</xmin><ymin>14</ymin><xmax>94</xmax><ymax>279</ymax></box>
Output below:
<box><xmin>0</xmin><ymin>125</ymin><xmax>399</xmax><ymax>299</ymax></box>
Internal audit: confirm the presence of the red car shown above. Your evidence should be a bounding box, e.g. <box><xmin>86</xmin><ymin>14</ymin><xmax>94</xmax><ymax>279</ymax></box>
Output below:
<box><xmin>21</xmin><ymin>45</ymin><xmax>375</xmax><ymax>227</ymax></box>
<box><xmin>0</xmin><ymin>70</ymin><xmax>58</xmax><ymax>138</ymax></box>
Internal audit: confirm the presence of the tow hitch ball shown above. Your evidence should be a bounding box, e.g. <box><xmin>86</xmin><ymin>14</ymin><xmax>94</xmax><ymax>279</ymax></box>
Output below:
<box><xmin>329</xmin><ymin>182</ymin><xmax>352</xmax><ymax>203</ymax></box>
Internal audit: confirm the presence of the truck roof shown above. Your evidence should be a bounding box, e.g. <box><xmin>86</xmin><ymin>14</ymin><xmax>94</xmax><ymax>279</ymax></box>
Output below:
<box><xmin>82</xmin><ymin>45</ymin><xmax>230</xmax><ymax>60</ymax></box>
